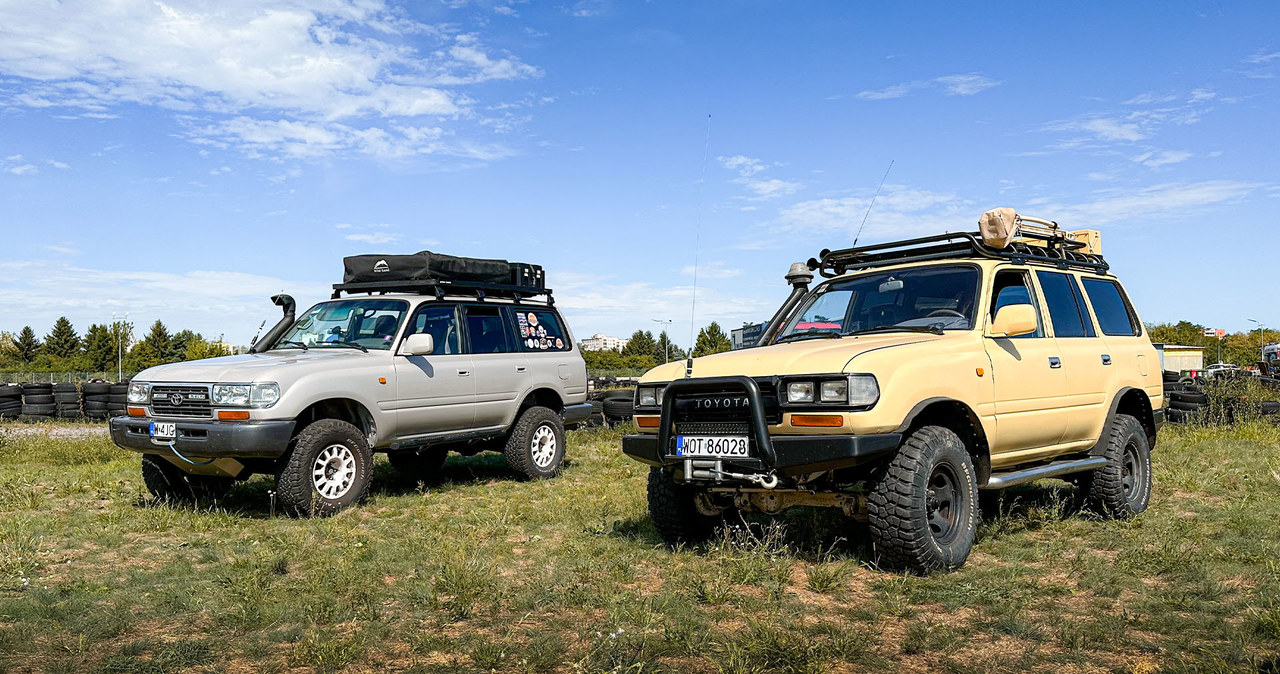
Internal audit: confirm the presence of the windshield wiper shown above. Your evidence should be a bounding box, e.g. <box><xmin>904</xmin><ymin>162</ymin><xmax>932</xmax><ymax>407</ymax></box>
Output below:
<box><xmin>328</xmin><ymin>341</ymin><xmax>368</xmax><ymax>353</ymax></box>
<box><xmin>844</xmin><ymin>324</ymin><xmax>945</xmax><ymax>337</ymax></box>
<box><xmin>774</xmin><ymin>331</ymin><xmax>842</xmax><ymax>343</ymax></box>
<box><xmin>276</xmin><ymin>340</ymin><xmax>309</xmax><ymax>351</ymax></box>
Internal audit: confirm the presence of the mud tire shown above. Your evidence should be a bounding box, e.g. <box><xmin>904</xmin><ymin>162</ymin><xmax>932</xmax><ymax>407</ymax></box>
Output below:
<box><xmin>275</xmin><ymin>419</ymin><xmax>373</xmax><ymax>517</ymax></box>
<box><xmin>868</xmin><ymin>425</ymin><xmax>978</xmax><ymax>574</ymax></box>
<box><xmin>503</xmin><ymin>406</ymin><xmax>565</xmax><ymax>479</ymax></box>
<box><xmin>141</xmin><ymin>454</ymin><xmax>234</xmax><ymax>502</ymax></box>
<box><xmin>1079</xmin><ymin>413</ymin><xmax>1151</xmax><ymax>519</ymax></box>
<box><xmin>646</xmin><ymin>467</ymin><xmax>729</xmax><ymax>545</ymax></box>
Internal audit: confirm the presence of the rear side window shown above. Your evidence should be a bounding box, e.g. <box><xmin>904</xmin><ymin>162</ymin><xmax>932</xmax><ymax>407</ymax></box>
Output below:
<box><xmin>515</xmin><ymin>309</ymin><xmax>570</xmax><ymax>352</ymax></box>
<box><xmin>1035</xmin><ymin>271</ymin><xmax>1094</xmax><ymax>338</ymax></box>
<box><xmin>1082</xmin><ymin>278</ymin><xmax>1141</xmax><ymax>336</ymax></box>
<box><xmin>465</xmin><ymin>305</ymin><xmax>513</xmax><ymax>353</ymax></box>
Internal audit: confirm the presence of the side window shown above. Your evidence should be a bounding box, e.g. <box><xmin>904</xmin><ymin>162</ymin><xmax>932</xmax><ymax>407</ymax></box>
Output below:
<box><xmin>990</xmin><ymin>270</ymin><xmax>1043</xmax><ymax>339</ymax></box>
<box><xmin>405</xmin><ymin>304</ymin><xmax>460</xmax><ymax>355</ymax></box>
<box><xmin>515</xmin><ymin>309</ymin><xmax>571</xmax><ymax>352</ymax></box>
<box><xmin>1035</xmin><ymin>271</ymin><xmax>1093</xmax><ymax>338</ymax></box>
<box><xmin>464</xmin><ymin>305</ymin><xmax>512</xmax><ymax>354</ymax></box>
<box><xmin>1082</xmin><ymin>278</ymin><xmax>1141</xmax><ymax>336</ymax></box>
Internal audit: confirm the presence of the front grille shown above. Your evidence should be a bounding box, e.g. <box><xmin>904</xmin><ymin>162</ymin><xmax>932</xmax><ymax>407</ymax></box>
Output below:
<box><xmin>675</xmin><ymin>421</ymin><xmax>751</xmax><ymax>436</ymax></box>
<box><xmin>150</xmin><ymin>385</ymin><xmax>212</xmax><ymax>419</ymax></box>
<box><xmin>671</xmin><ymin>378</ymin><xmax>781</xmax><ymax>426</ymax></box>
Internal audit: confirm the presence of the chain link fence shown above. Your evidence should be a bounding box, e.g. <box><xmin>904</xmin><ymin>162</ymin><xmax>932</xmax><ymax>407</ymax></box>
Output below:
<box><xmin>0</xmin><ymin>372</ymin><xmax>134</xmax><ymax>384</ymax></box>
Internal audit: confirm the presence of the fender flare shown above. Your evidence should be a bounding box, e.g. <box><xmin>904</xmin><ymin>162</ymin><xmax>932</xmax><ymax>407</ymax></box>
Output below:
<box><xmin>1089</xmin><ymin>386</ymin><xmax>1157</xmax><ymax>455</ymax></box>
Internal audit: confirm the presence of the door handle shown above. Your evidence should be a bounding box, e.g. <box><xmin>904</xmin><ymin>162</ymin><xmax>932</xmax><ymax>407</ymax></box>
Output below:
<box><xmin>1049</xmin><ymin>357</ymin><xmax>1061</xmax><ymax>369</ymax></box>
<box><xmin>516</xmin><ymin>366</ymin><xmax>527</xmax><ymax>373</ymax></box>
<box><xmin>1101</xmin><ymin>354</ymin><xmax>1112</xmax><ymax>366</ymax></box>
<box><xmin>457</xmin><ymin>369</ymin><xmax>471</xmax><ymax>377</ymax></box>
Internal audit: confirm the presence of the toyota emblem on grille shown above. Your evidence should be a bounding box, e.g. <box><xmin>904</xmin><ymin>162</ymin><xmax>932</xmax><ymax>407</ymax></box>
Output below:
<box><xmin>168</xmin><ymin>393</ymin><xmax>184</xmax><ymax>406</ymax></box>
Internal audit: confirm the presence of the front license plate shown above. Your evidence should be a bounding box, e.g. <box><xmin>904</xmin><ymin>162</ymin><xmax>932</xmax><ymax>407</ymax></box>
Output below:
<box><xmin>675</xmin><ymin>435</ymin><xmax>748</xmax><ymax>458</ymax></box>
<box><xmin>150</xmin><ymin>422</ymin><xmax>176</xmax><ymax>440</ymax></box>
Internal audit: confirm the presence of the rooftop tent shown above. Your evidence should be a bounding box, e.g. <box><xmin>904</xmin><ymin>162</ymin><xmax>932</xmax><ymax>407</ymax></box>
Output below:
<box><xmin>343</xmin><ymin>251</ymin><xmax>515</xmax><ymax>285</ymax></box>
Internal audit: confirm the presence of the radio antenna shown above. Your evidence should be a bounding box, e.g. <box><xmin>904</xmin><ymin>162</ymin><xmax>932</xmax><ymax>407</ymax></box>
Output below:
<box><xmin>686</xmin><ymin>114</ymin><xmax>712</xmax><ymax>378</ymax></box>
<box><xmin>851</xmin><ymin>159</ymin><xmax>894</xmax><ymax>248</ymax></box>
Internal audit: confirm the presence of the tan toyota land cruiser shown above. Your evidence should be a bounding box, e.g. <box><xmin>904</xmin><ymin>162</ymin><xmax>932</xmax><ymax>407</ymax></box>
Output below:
<box><xmin>622</xmin><ymin>208</ymin><xmax>1162</xmax><ymax>573</ymax></box>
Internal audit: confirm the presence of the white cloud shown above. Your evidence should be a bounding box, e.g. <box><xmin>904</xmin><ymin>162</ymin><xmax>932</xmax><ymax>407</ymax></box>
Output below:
<box><xmin>0</xmin><ymin>260</ymin><xmax>331</xmax><ymax>344</ymax></box>
<box><xmin>718</xmin><ymin>155</ymin><xmax>765</xmax><ymax>177</ymax></box>
<box><xmin>47</xmin><ymin>160</ymin><xmax>69</xmax><ymax>169</ymax></box>
<box><xmin>0</xmin><ymin>1</ymin><xmax>541</xmax><ymax>160</ymax></box>
<box><xmin>6</xmin><ymin>163</ymin><xmax>36</xmax><ymax>175</ymax></box>
<box><xmin>1133</xmin><ymin>150</ymin><xmax>1192</xmax><ymax>168</ymax></box>
<box><xmin>1045</xmin><ymin>180</ymin><xmax>1262</xmax><ymax>225</ymax></box>
<box><xmin>1042</xmin><ymin>88</ymin><xmax>1229</xmax><ymax>151</ymax></box>
<box><xmin>680</xmin><ymin>261</ymin><xmax>740</xmax><ymax>279</ymax></box>
<box><xmin>1244</xmin><ymin>50</ymin><xmax>1280</xmax><ymax>64</ymax></box>
<box><xmin>345</xmin><ymin>232</ymin><xmax>400</xmax><ymax>245</ymax></box>
<box><xmin>774</xmin><ymin>185</ymin><xmax>971</xmax><ymax>242</ymax></box>
<box><xmin>743</xmin><ymin>178</ymin><xmax>802</xmax><ymax>201</ymax></box>
<box><xmin>44</xmin><ymin>245</ymin><xmax>78</xmax><ymax>255</ymax></box>
<box><xmin>854</xmin><ymin>73</ymin><xmax>1001</xmax><ymax>100</ymax></box>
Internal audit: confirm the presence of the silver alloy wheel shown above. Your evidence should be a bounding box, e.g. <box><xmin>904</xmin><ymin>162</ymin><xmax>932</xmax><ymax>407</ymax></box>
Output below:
<box><xmin>530</xmin><ymin>424</ymin><xmax>558</xmax><ymax>468</ymax></box>
<box><xmin>312</xmin><ymin>443</ymin><xmax>357</xmax><ymax>499</ymax></box>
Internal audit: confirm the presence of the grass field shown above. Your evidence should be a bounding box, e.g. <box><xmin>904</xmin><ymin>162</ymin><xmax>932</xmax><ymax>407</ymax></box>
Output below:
<box><xmin>1</xmin><ymin>421</ymin><xmax>1279</xmax><ymax>673</ymax></box>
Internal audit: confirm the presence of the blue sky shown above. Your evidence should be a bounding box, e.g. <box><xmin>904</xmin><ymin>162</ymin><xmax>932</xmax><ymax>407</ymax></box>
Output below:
<box><xmin>1</xmin><ymin>1</ymin><xmax>1277</xmax><ymax>349</ymax></box>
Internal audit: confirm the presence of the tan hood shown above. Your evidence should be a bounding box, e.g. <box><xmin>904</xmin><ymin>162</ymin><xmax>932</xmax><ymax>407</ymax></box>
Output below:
<box><xmin>640</xmin><ymin>332</ymin><xmax>942</xmax><ymax>382</ymax></box>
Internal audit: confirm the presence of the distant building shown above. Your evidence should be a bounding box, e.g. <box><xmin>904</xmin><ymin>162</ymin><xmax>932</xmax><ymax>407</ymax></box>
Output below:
<box><xmin>731</xmin><ymin>323</ymin><xmax>765</xmax><ymax>350</ymax></box>
<box><xmin>580</xmin><ymin>333</ymin><xmax>629</xmax><ymax>352</ymax></box>
<box><xmin>1154</xmin><ymin>343</ymin><xmax>1204</xmax><ymax>373</ymax></box>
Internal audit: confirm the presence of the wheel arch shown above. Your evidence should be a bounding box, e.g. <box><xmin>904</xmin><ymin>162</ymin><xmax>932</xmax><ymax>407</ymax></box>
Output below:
<box><xmin>295</xmin><ymin>398</ymin><xmax>378</xmax><ymax>448</ymax></box>
<box><xmin>519</xmin><ymin>387</ymin><xmax>565</xmax><ymax>413</ymax></box>
<box><xmin>895</xmin><ymin>397</ymin><xmax>992</xmax><ymax>486</ymax></box>
<box><xmin>1097</xmin><ymin>387</ymin><xmax>1157</xmax><ymax>452</ymax></box>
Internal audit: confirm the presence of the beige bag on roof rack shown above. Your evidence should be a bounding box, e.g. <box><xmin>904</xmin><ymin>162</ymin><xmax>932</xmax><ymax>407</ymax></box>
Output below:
<box><xmin>978</xmin><ymin>207</ymin><xmax>1018</xmax><ymax>248</ymax></box>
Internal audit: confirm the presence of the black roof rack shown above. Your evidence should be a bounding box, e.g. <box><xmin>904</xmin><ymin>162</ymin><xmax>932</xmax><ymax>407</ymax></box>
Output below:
<box><xmin>807</xmin><ymin>230</ymin><xmax>1109</xmax><ymax>278</ymax></box>
<box><xmin>331</xmin><ymin>279</ymin><xmax>553</xmax><ymax>304</ymax></box>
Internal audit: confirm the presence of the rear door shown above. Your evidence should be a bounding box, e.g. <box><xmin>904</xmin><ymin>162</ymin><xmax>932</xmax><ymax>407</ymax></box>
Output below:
<box><xmin>983</xmin><ymin>268</ymin><xmax>1069</xmax><ymax>462</ymax></box>
<box><xmin>1078</xmin><ymin>275</ymin><xmax>1159</xmax><ymax>409</ymax></box>
<box><xmin>1034</xmin><ymin>270</ymin><xmax>1112</xmax><ymax>447</ymax></box>
<box><xmin>463</xmin><ymin>304</ymin><xmax>529</xmax><ymax>428</ymax></box>
<box><xmin>392</xmin><ymin>303</ymin><xmax>476</xmax><ymax>435</ymax></box>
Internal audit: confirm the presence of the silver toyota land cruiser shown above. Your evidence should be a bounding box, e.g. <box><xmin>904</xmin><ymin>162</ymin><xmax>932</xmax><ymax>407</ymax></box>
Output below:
<box><xmin>109</xmin><ymin>252</ymin><xmax>590</xmax><ymax>515</ymax></box>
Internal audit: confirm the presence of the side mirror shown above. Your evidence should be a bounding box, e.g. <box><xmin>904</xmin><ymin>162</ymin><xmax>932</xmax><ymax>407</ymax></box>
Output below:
<box><xmin>400</xmin><ymin>333</ymin><xmax>434</xmax><ymax>356</ymax></box>
<box><xmin>989</xmin><ymin>304</ymin><xmax>1038</xmax><ymax>338</ymax></box>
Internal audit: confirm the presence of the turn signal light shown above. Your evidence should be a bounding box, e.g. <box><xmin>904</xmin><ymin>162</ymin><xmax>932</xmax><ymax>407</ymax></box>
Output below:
<box><xmin>127</xmin><ymin>407</ymin><xmax>146</xmax><ymax>417</ymax></box>
<box><xmin>791</xmin><ymin>414</ymin><xmax>844</xmax><ymax>428</ymax></box>
<box><xmin>635</xmin><ymin>416</ymin><xmax>660</xmax><ymax>428</ymax></box>
<box><xmin>217</xmin><ymin>410</ymin><xmax>250</xmax><ymax>421</ymax></box>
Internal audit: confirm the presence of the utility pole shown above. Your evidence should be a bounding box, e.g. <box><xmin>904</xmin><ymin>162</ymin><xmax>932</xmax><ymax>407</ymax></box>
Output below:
<box><xmin>1249</xmin><ymin>318</ymin><xmax>1266</xmax><ymax>363</ymax></box>
<box><xmin>652</xmin><ymin>319</ymin><xmax>673</xmax><ymax>364</ymax></box>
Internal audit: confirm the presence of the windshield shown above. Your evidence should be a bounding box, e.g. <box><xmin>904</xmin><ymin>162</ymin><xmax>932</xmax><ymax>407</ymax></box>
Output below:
<box><xmin>274</xmin><ymin>299</ymin><xmax>408</xmax><ymax>351</ymax></box>
<box><xmin>776</xmin><ymin>265</ymin><xmax>980</xmax><ymax>341</ymax></box>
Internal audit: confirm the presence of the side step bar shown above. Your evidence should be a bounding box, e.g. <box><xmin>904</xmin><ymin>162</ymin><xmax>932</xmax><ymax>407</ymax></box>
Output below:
<box><xmin>982</xmin><ymin>456</ymin><xmax>1108</xmax><ymax>490</ymax></box>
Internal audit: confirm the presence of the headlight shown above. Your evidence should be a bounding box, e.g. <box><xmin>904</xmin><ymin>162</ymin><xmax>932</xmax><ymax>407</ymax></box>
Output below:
<box><xmin>636</xmin><ymin>385</ymin><xmax>664</xmax><ymax>407</ymax></box>
<box><xmin>127</xmin><ymin>382</ymin><xmax>151</xmax><ymax>404</ymax></box>
<box><xmin>820</xmin><ymin>379</ymin><xmax>848</xmax><ymax>403</ymax></box>
<box><xmin>212</xmin><ymin>382</ymin><xmax>280</xmax><ymax>408</ymax></box>
<box><xmin>787</xmin><ymin>381</ymin><xmax>815</xmax><ymax>403</ymax></box>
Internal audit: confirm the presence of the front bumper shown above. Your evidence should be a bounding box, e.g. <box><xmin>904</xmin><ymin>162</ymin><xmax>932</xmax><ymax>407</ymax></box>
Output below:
<box><xmin>109</xmin><ymin>417</ymin><xmax>296</xmax><ymax>459</ymax></box>
<box><xmin>623</xmin><ymin>432</ymin><xmax>901</xmax><ymax>476</ymax></box>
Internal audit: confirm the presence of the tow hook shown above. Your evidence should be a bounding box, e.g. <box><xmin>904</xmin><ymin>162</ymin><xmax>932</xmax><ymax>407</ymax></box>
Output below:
<box><xmin>716</xmin><ymin>469</ymin><xmax>779</xmax><ymax>489</ymax></box>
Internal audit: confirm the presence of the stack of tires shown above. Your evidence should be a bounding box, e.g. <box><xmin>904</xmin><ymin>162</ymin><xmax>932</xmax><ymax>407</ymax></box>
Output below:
<box><xmin>81</xmin><ymin>381</ymin><xmax>114</xmax><ymax>421</ymax></box>
<box><xmin>0</xmin><ymin>384</ymin><xmax>21</xmax><ymax>420</ymax></box>
<box><xmin>53</xmin><ymin>383</ymin><xmax>82</xmax><ymax>420</ymax></box>
<box><xmin>107</xmin><ymin>382</ymin><xmax>129</xmax><ymax>418</ymax></box>
<box><xmin>599</xmin><ymin>389</ymin><xmax>636</xmax><ymax>427</ymax></box>
<box><xmin>21</xmin><ymin>383</ymin><xmax>56</xmax><ymax>421</ymax></box>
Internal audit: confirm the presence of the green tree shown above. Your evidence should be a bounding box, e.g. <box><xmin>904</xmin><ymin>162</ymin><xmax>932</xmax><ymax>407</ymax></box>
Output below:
<box><xmin>168</xmin><ymin>329</ymin><xmax>199</xmax><ymax>362</ymax></box>
<box><xmin>582</xmin><ymin>348</ymin><xmax>625</xmax><ymax>371</ymax></box>
<box><xmin>82</xmin><ymin>324</ymin><xmax>116</xmax><ymax>372</ymax></box>
<box><xmin>622</xmin><ymin>330</ymin><xmax>658</xmax><ymax>360</ymax></box>
<box><xmin>13</xmin><ymin>327</ymin><xmax>40</xmax><ymax>362</ymax></box>
<box><xmin>693</xmin><ymin>321</ymin><xmax>732</xmax><ymax>357</ymax></box>
<box><xmin>654</xmin><ymin>331</ymin><xmax>685</xmax><ymax>363</ymax></box>
<box><xmin>184</xmin><ymin>337</ymin><xmax>231</xmax><ymax>361</ymax></box>
<box><xmin>124</xmin><ymin>320</ymin><xmax>172</xmax><ymax>372</ymax></box>
<box><xmin>43</xmin><ymin>316</ymin><xmax>81</xmax><ymax>358</ymax></box>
